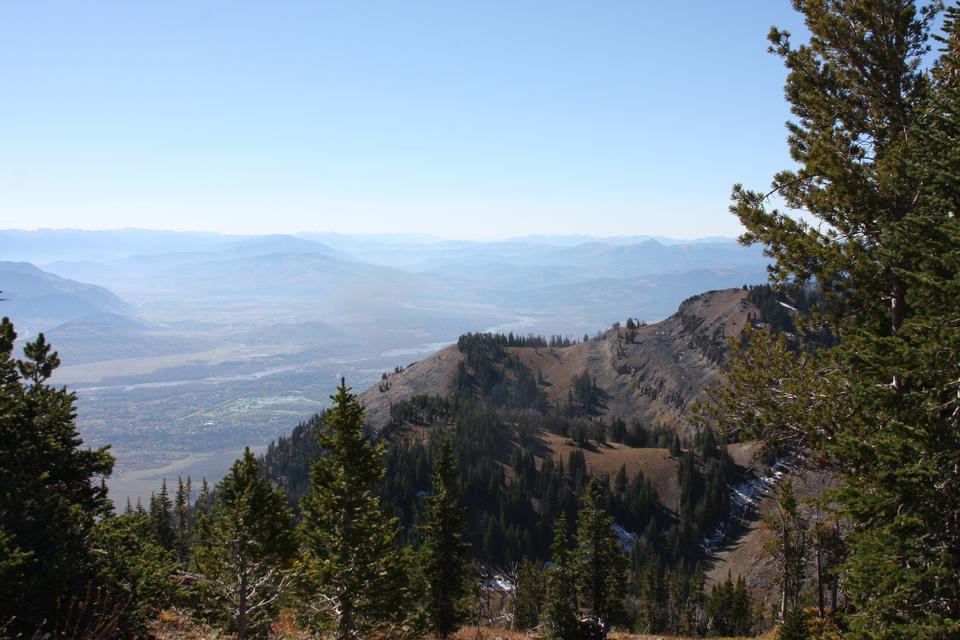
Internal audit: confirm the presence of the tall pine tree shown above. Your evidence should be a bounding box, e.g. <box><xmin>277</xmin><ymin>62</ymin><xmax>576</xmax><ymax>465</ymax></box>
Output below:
<box><xmin>705</xmin><ymin>1</ymin><xmax>960</xmax><ymax>636</ymax></box>
<box><xmin>764</xmin><ymin>480</ymin><xmax>807</xmax><ymax>620</ymax></box>
<box><xmin>419</xmin><ymin>437</ymin><xmax>471</xmax><ymax>639</ymax></box>
<box><xmin>195</xmin><ymin>448</ymin><xmax>296</xmax><ymax>640</ymax></box>
<box><xmin>574</xmin><ymin>478</ymin><xmax>626</xmax><ymax>633</ymax></box>
<box><xmin>544</xmin><ymin>513</ymin><xmax>579</xmax><ymax>640</ymax></box>
<box><xmin>299</xmin><ymin>380</ymin><xmax>411</xmax><ymax>640</ymax></box>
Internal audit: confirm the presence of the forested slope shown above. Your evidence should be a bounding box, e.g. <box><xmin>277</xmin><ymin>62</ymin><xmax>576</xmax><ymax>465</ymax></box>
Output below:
<box><xmin>260</xmin><ymin>286</ymin><xmax>822</xmax><ymax>614</ymax></box>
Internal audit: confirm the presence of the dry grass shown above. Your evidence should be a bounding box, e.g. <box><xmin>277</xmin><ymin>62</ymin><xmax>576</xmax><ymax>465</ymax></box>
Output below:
<box><xmin>148</xmin><ymin>609</ymin><xmax>224</xmax><ymax>640</ymax></box>
<box><xmin>543</xmin><ymin>434</ymin><xmax>683</xmax><ymax>507</ymax></box>
<box><xmin>149</xmin><ymin>611</ymin><xmax>777</xmax><ymax>640</ymax></box>
<box><xmin>447</xmin><ymin>630</ymin><xmax>774</xmax><ymax>640</ymax></box>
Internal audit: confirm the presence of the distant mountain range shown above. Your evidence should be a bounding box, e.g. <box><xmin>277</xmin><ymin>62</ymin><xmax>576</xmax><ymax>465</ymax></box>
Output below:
<box><xmin>1</xmin><ymin>227</ymin><xmax>751</xmax><ymax>265</ymax></box>
<box><xmin>0</xmin><ymin>261</ymin><xmax>132</xmax><ymax>335</ymax></box>
<box><xmin>0</xmin><ymin>227</ymin><xmax>774</xmax><ymax>490</ymax></box>
<box><xmin>3</xmin><ymin>228</ymin><xmax>771</xmax><ymax>334</ymax></box>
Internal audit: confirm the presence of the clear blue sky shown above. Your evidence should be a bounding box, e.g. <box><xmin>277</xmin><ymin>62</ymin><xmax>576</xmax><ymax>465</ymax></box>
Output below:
<box><xmin>0</xmin><ymin>1</ymin><xmax>808</xmax><ymax>240</ymax></box>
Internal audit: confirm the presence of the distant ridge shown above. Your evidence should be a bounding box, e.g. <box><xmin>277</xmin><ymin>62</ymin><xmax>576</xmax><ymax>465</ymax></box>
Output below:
<box><xmin>359</xmin><ymin>287</ymin><xmax>756</xmax><ymax>434</ymax></box>
<box><xmin>0</xmin><ymin>261</ymin><xmax>132</xmax><ymax>333</ymax></box>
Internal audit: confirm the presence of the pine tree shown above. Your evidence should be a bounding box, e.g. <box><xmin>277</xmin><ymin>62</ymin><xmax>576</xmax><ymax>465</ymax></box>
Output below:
<box><xmin>195</xmin><ymin>448</ymin><xmax>296</xmax><ymax>640</ymax></box>
<box><xmin>662</xmin><ymin>566</ymin><xmax>685</xmax><ymax>634</ymax></box>
<box><xmin>544</xmin><ymin>513</ymin><xmax>579</xmax><ymax>640</ymax></box>
<box><xmin>707</xmin><ymin>572</ymin><xmax>735</xmax><ymax>636</ymax></box>
<box><xmin>669</xmin><ymin>433</ymin><xmax>681</xmax><ymax>457</ymax></box>
<box><xmin>634</xmin><ymin>557</ymin><xmax>662</xmax><ymax>634</ymax></box>
<box><xmin>732</xmin><ymin>574</ymin><xmax>753</xmax><ymax>636</ymax></box>
<box><xmin>149</xmin><ymin>479</ymin><xmax>174</xmax><ymax>550</ymax></box>
<box><xmin>777</xmin><ymin>606</ymin><xmax>811</xmax><ymax>640</ymax></box>
<box><xmin>419</xmin><ymin>438</ymin><xmax>471</xmax><ymax>639</ymax></box>
<box><xmin>299</xmin><ymin>379</ymin><xmax>411</xmax><ymax>639</ymax></box>
<box><xmin>682</xmin><ymin>563</ymin><xmax>707</xmax><ymax>637</ymax></box>
<box><xmin>0</xmin><ymin>321</ymin><xmax>114</xmax><ymax>633</ymax></box>
<box><xmin>574</xmin><ymin>478</ymin><xmax>626</xmax><ymax>634</ymax></box>
<box><xmin>764</xmin><ymin>480</ymin><xmax>807</xmax><ymax>620</ymax></box>
<box><xmin>514</xmin><ymin>558</ymin><xmax>547</xmax><ymax>631</ymax></box>
<box><xmin>174</xmin><ymin>475</ymin><xmax>192</xmax><ymax>563</ymax></box>
<box><xmin>704</xmin><ymin>1</ymin><xmax>960</xmax><ymax>636</ymax></box>
<box><xmin>90</xmin><ymin>512</ymin><xmax>180</xmax><ymax>633</ymax></box>
<box><xmin>834</xmin><ymin>8</ymin><xmax>960</xmax><ymax>637</ymax></box>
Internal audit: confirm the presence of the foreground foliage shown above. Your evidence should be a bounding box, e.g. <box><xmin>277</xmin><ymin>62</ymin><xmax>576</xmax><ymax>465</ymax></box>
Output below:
<box><xmin>704</xmin><ymin>1</ymin><xmax>960</xmax><ymax>637</ymax></box>
<box><xmin>0</xmin><ymin>319</ymin><xmax>114</xmax><ymax>635</ymax></box>
<box><xmin>298</xmin><ymin>380</ymin><xmax>416</xmax><ymax>639</ymax></box>
<box><xmin>195</xmin><ymin>449</ymin><xmax>296</xmax><ymax>639</ymax></box>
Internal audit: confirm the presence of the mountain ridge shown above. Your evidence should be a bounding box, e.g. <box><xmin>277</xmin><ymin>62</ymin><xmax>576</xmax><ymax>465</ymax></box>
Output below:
<box><xmin>0</xmin><ymin>261</ymin><xmax>133</xmax><ymax>333</ymax></box>
<box><xmin>359</xmin><ymin>287</ymin><xmax>757</xmax><ymax>435</ymax></box>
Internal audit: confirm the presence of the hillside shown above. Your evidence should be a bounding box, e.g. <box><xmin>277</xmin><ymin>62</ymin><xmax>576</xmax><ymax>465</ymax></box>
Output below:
<box><xmin>361</xmin><ymin>287</ymin><xmax>756</xmax><ymax>435</ymax></box>
<box><xmin>0</xmin><ymin>261</ymin><xmax>133</xmax><ymax>333</ymax></box>
<box><xmin>255</xmin><ymin>284</ymin><xmax>839</xmax><ymax>623</ymax></box>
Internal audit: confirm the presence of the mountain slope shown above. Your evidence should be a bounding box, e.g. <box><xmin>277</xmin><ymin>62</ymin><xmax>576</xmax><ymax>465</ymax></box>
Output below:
<box><xmin>0</xmin><ymin>261</ymin><xmax>133</xmax><ymax>332</ymax></box>
<box><xmin>261</xmin><ymin>285</ymin><xmax>819</xmax><ymax>606</ymax></box>
<box><xmin>360</xmin><ymin>287</ymin><xmax>756</xmax><ymax>434</ymax></box>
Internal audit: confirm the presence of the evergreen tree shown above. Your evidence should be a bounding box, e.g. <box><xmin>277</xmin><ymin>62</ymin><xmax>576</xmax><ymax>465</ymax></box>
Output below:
<box><xmin>778</xmin><ymin>606</ymin><xmax>811</xmax><ymax>640</ymax></box>
<box><xmin>0</xmin><ymin>320</ymin><xmax>114</xmax><ymax>634</ymax></box>
<box><xmin>574</xmin><ymin>478</ymin><xmax>626</xmax><ymax>634</ymax></box>
<box><xmin>681</xmin><ymin>564</ymin><xmax>707</xmax><ymax>637</ymax></box>
<box><xmin>149</xmin><ymin>479</ymin><xmax>174</xmax><ymax>550</ymax></box>
<box><xmin>513</xmin><ymin>558</ymin><xmax>547</xmax><ymax>631</ymax></box>
<box><xmin>764</xmin><ymin>480</ymin><xmax>807</xmax><ymax>620</ymax></box>
<box><xmin>662</xmin><ymin>566</ymin><xmax>685</xmax><ymax>634</ymax></box>
<box><xmin>707</xmin><ymin>572</ymin><xmax>735</xmax><ymax>636</ymax></box>
<box><xmin>544</xmin><ymin>513</ymin><xmax>579</xmax><ymax>640</ymax></box>
<box><xmin>90</xmin><ymin>512</ymin><xmax>181</xmax><ymax>633</ymax></box>
<box><xmin>732</xmin><ymin>574</ymin><xmax>753</xmax><ymax>636</ymax></box>
<box><xmin>299</xmin><ymin>380</ymin><xmax>411</xmax><ymax>640</ymax></box>
<box><xmin>669</xmin><ymin>433</ymin><xmax>681</xmax><ymax>457</ymax></box>
<box><xmin>707</xmin><ymin>1</ymin><xmax>960</xmax><ymax>636</ymax></box>
<box><xmin>634</xmin><ymin>557</ymin><xmax>662</xmax><ymax>634</ymax></box>
<box><xmin>195</xmin><ymin>448</ymin><xmax>296</xmax><ymax>640</ymax></box>
<box><xmin>419</xmin><ymin>438</ymin><xmax>471</xmax><ymax>639</ymax></box>
<box><xmin>174</xmin><ymin>475</ymin><xmax>192</xmax><ymax>563</ymax></box>
<box><xmin>196</xmin><ymin>476</ymin><xmax>211</xmax><ymax>517</ymax></box>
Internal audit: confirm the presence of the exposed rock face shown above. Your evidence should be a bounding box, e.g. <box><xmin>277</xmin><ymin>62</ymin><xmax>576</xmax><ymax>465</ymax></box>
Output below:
<box><xmin>360</xmin><ymin>287</ymin><xmax>756</xmax><ymax>435</ymax></box>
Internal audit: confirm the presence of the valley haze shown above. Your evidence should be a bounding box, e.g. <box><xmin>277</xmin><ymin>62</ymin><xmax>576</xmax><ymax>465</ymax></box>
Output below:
<box><xmin>0</xmin><ymin>227</ymin><xmax>770</xmax><ymax>504</ymax></box>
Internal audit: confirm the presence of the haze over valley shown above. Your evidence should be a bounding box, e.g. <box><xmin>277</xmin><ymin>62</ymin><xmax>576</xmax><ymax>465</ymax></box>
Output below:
<box><xmin>1</xmin><ymin>227</ymin><xmax>769</xmax><ymax>501</ymax></box>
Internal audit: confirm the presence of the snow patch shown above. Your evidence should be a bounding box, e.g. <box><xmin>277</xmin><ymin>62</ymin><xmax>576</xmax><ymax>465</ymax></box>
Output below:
<box><xmin>612</xmin><ymin>523</ymin><xmax>639</xmax><ymax>552</ymax></box>
<box><xmin>704</xmin><ymin>458</ymin><xmax>789</xmax><ymax>550</ymax></box>
<box><xmin>485</xmin><ymin>575</ymin><xmax>514</xmax><ymax>593</ymax></box>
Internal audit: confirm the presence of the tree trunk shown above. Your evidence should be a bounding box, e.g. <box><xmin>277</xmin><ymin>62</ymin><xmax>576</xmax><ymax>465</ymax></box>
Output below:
<box><xmin>237</xmin><ymin>565</ymin><xmax>248</xmax><ymax>640</ymax></box>
<box><xmin>891</xmin><ymin>282</ymin><xmax>907</xmax><ymax>390</ymax></box>
<box><xmin>816</xmin><ymin>538</ymin><xmax>824</xmax><ymax>617</ymax></box>
<box><xmin>337</xmin><ymin>597</ymin><xmax>353</xmax><ymax>640</ymax></box>
<box><xmin>780</xmin><ymin>518</ymin><xmax>789</xmax><ymax>620</ymax></box>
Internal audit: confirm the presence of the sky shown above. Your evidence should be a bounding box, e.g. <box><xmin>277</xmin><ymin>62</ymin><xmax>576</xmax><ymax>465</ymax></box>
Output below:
<box><xmin>0</xmin><ymin>2</ymin><xmax>810</xmax><ymax>240</ymax></box>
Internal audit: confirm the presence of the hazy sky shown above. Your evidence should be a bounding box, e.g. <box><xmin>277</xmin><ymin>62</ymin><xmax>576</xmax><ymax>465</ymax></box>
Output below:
<box><xmin>0</xmin><ymin>2</ymin><xmax>808</xmax><ymax>240</ymax></box>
